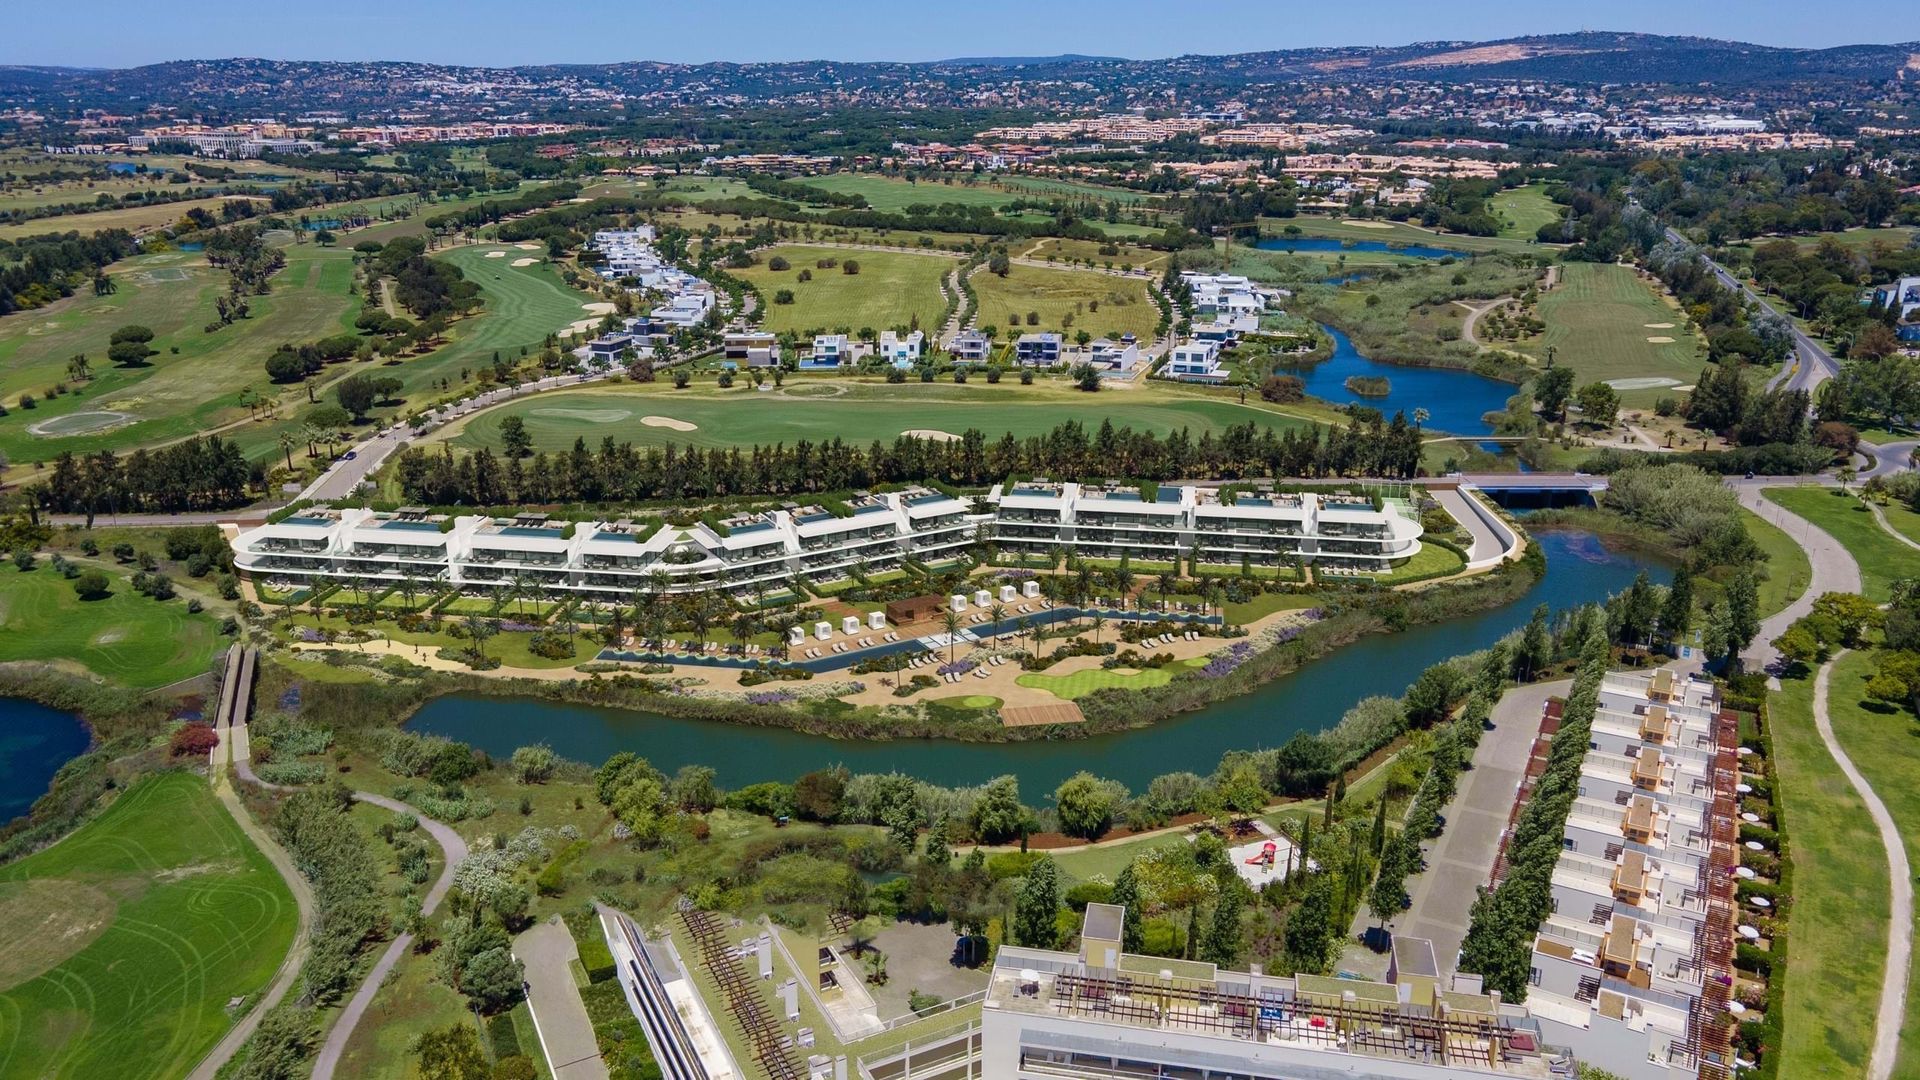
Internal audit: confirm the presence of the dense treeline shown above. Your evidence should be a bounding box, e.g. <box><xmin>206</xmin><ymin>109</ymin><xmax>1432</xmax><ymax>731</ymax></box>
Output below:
<box><xmin>367</xmin><ymin>236</ymin><xmax>481</xmax><ymax>319</ymax></box>
<box><xmin>0</xmin><ymin>229</ymin><xmax>140</xmax><ymax>315</ymax></box>
<box><xmin>420</xmin><ymin>182</ymin><xmax>582</xmax><ymax>233</ymax></box>
<box><xmin>1637</xmin><ymin>153</ymin><xmax>1915</xmax><ymax>243</ymax></box>
<box><xmin>35</xmin><ymin>437</ymin><xmax>257</xmax><ymax>516</ymax></box>
<box><xmin>392</xmin><ymin>415</ymin><xmax>1425</xmax><ymax>506</ymax></box>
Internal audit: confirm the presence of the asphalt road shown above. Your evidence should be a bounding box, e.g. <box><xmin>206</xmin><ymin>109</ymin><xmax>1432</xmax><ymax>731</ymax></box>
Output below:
<box><xmin>1664</xmin><ymin>227</ymin><xmax>1840</xmax><ymax>395</ymax></box>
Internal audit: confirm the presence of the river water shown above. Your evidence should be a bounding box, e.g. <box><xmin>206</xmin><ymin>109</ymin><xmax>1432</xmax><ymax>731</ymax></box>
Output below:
<box><xmin>1253</xmin><ymin>236</ymin><xmax>1468</xmax><ymax>261</ymax></box>
<box><xmin>0</xmin><ymin>699</ymin><xmax>90</xmax><ymax>823</ymax></box>
<box><xmin>406</xmin><ymin>531</ymin><xmax>1666</xmax><ymax>792</ymax></box>
<box><xmin>1284</xmin><ymin>324</ymin><xmax>1513</xmax><ymax>437</ymax></box>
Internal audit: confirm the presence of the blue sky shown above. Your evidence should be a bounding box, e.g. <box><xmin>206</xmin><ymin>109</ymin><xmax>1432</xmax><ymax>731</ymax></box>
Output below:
<box><xmin>5</xmin><ymin>0</ymin><xmax>1912</xmax><ymax>68</ymax></box>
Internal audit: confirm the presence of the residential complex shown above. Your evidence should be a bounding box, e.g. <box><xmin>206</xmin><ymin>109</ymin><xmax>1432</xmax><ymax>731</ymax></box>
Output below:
<box><xmin>978</xmin><ymin>905</ymin><xmax>1566</xmax><ymax>1079</ymax></box>
<box><xmin>232</xmin><ymin>488</ymin><xmax>976</xmax><ymax>600</ymax></box>
<box><xmin>985</xmin><ymin>482</ymin><xmax>1421</xmax><ymax>571</ymax></box>
<box><xmin>1162</xmin><ymin>339</ymin><xmax>1227</xmax><ymax>381</ymax></box>
<box><xmin>1515</xmin><ymin>669</ymin><xmax>1741</xmax><ymax>1080</ymax></box>
<box><xmin>233</xmin><ymin>482</ymin><xmax>1424</xmax><ymax>599</ymax></box>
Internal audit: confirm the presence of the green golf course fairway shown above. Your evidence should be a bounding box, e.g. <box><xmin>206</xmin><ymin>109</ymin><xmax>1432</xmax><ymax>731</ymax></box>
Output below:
<box><xmin>0</xmin><ymin>562</ymin><xmax>223</xmax><ymax>688</ymax></box>
<box><xmin>0</xmin><ymin>772</ymin><xmax>296</xmax><ymax>1080</ymax></box>
<box><xmin>437</xmin><ymin>382</ymin><xmax>1314</xmax><ymax>453</ymax></box>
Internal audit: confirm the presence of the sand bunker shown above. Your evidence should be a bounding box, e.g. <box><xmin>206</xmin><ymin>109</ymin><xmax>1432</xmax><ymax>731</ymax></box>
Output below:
<box><xmin>1646</xmin><ymin>336</ymin><xmax>1675</xmax><ymax>343</ymax></box>
<box><xmin>560</xmin><ymin>318</ymin><xmax>601</xmax><ymax>337</ymax></box>
<box><xmin>484</xmin><ymin>250</ymin><xmax>507</xmax><ymax>258</ymax></box>
<box><xmin>581</xmin><ymin>302</ymin><xmax>618</xmax><ymax>315</ymax></box>
<box><xmin>511</xmin><ymin>258</ymin><xmax>537</xmax><ymax>267</ymax></box>
<box><xmin>1672</xmin><ymin>385</ymin><xmax>1695</xmax><ymax>393</ymax></box>
<box><xmin>515</xmin><ymin>243</ymin><xmax>542</xmax><ymax>251</ymax></box>
<box><xmin>641</xmin><ymin>415</ymin><xmax>698</xmax><ymax>432</ymax></box>
<box><xmin>28</xmin><ymin>410</ymin><xmax>135</xmax><ymax>437</ymax></box>
<box><xmin>901</xmin><ymin>428</ymin><xmax>961</xmax><ymax>442</ymax></box>
<box><xmin>1340</xmin><ymin>220</ymin><xmax>1395</xmax><ymax>229</ymax></box>
<box><xmin>1604</xmin><ymin>377</ymin><xmax>1683</xmax><ymax>391</ymax></box>
<box><xmin>1643</xmin><ymin>322</ymin><xmax>1675</xmax><ymax>329</ymax></box>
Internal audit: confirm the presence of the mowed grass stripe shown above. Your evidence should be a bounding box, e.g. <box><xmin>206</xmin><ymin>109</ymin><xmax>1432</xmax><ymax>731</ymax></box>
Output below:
<box><xmin>970</xmin><ymin>263</ymin><xmax>1158</xmax><ymax>341</ymax></box>
<box><xmin>441</xmin><ymin>384</ymin><xmax>1313</xmax><ymax>453</ymax></box>
<box><xmin>1520</xmin><ymin>263</ymin><xmax>1704</xmax><ymax>403</ymax></box>
<box><xmin>736</xmin><ymin>245</ymin><xmax>954</xmax><ymax>335</ymax></box>
<box><xmin>0</xmin><ymin>773</ymin><xmax>297</xmax><ymax>1080</ymax></box>
<box><xmin>0</xmin><ymin>563</ymin><xmax>222</xmax><ymax>687</ymax></box>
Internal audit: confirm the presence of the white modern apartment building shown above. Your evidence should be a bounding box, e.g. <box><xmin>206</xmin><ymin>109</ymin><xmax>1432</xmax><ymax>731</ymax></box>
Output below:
<box><xmin>232</xmin><ymin>488</ymin><xmax>977</xmax><ymax>600</ymax></box>
<box><xmin>1180</xmin><ymin>271</ymin><xmax>1271</xmax><ymax>319</ymax></box>
<box><xmin>1162</xmin><ymin>339</ymin><xmax>1228</xmax><ymax>382</ymax></box>
<box><xmin>1521</xmin><ymin>669</ymin><xmax>1741</xmax><ymax>1080</ymax></box>
<box><xmin>976</xmin><ymin>905</ymin><xmax>1567</xmax><ymax>1080</ymax></box>
<box><xmin>587</xmin><ymin>228</ymin><xmax>716</xmax><ymax>329</ymax></box>
<box><xmin>986</xmin><ymin>482</ymin><xmax>1421</xmax><ymax>571</ymax></box>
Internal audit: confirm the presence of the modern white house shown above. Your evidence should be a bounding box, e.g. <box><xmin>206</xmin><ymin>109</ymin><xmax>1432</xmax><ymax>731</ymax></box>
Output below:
<box><xmin>232</xmin><ymin>488</ymin><xmax>978</xmax><ymax>601</ymax></box>
<box><xmin>949</xmin><ymin>329</ymin><xmax>991</xmax><ymax>363</ymax></box>
<box><xmin>809</xmin><ymin>333</ymin><xmax>850</xmax><ymax>366</ymax></box>
<box><xmin>1162</xmin><ymin>339</ymin><xmax>1228</xmax><ymax>382</ymax></box>
<box><xmin>1180</xmin><ymin>271</ymin><xmax>1271</xmax><ymax>319</ymax></box>
<box><xmin>986</xmin><ymin>481</ymin><xmax>1421</xmax><ymax>572</ymax></box>
<box><xmin>1014</xmin><ymin>332</ymin><xmax>1063</xmax><ymax>366</ymax></box>
<box><xmin>1088</xmin><ymin>337</ymin><xmax>1140</xmax><ymax>372</ymax></box>
<box><xmin>1517</xmin><ymin>670</ymin><xmax>1743</xmax><ymax>1080</ymax></box>
<box><xmin>877</xmin><ymin>329</ymin><xmax>924</xmax><ymax>366</ymax></box>
<box><xmin>722</xmin><ymin>331</ymin><xmax>780</xmax><ymax>367</ymax></box>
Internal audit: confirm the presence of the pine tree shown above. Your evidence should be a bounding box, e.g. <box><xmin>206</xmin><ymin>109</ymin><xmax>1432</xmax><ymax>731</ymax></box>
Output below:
<box><xmin>1109</xmin><ymin>864</ymin><xmax>1146</xmax><ymax>954</ymax></box>
<box><xmin>923</xmin><ymin>814</ymin><xmax>951</xmax><ymax>867</ymax></box>
<box><xmin>1283</xmin><ymin>876</ymin><xmax>1337</xmax><ymax>975</ymax></box>
<box><xmin>1013</xmin><ymin>857</ymin><xmax>1062</xmax><ymax>949</ymax></box>
<box><xmin>1659</xmin><ymin>566</ymin><xmax>1693</xmax><ymax>647</ymax></box>
<box><xmin>1199</xmin><ymin>887</ymin><xmax>1245</xmax><ymax>968</ymax></box>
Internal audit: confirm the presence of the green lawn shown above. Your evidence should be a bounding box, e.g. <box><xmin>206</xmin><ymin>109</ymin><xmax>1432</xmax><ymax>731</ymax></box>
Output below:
<box><xmin>0</xmin><ymin>562</ymin><xmax>223</xmax><ymax>687</ymax></box>
<box><xmin>1767</xmin><ymin>665</ymin><xmax>1888</xmax><ymax>1080</ymax></box>
<box><xmin>437</xmin><ymin>380</ymin><xmax>1312</xmax><ymax>454</ymax></box>
<box><xmin>1764</xmin><ymin>487</ymin><xmax>1913</xmax><ymax>603</ymax></box>
<box><xmin>1362</xmin><ymin>543</ymin><xmax>1466</xmax><ymax>585</ymax></box>
<box><xmin>1487</xmin><ymin>184</ymin><xmax>1563</xmax><ymax>240</ymax></box>
<box><xmin>0</xmin><ymin>772</ymin><xmax>298</xmax><ymax>1080</ymax></box>
<box><xmin>1822</xmin><ymin>649</ymin><xmax>1920</xmax><ymax>1078</ymax></box>
<box><xmin>796</xmin><ymin>174</ymin><xmax>1027</xmax><ymax>212</ymax></box>
<box><xmin>736</xmin><ymin>245</ymin><xmax>955</xmax><ymax>335</ymax></box>
<box><xmin>1880</xmin><ymin>502</ymin><xmax>1920</xmax><ymax>549</ymax></box>
<box><xmin>0</xmin><ymin>195</ymin><xmax>269</xmax><ymax>243</ymax></box>
<box><xmin>970</xmin><ymin>263</ymin><xmax>1158</xmax><ymax>341</ymax></box>
<box><xmin>0</xmin><ymin>242</ymin><xmax>358</xmax><ymax>464</ymax></box>
<box><xmin>1049</xmin><ymin>830</ymin><xmax>1190</xmax><ymax>884</ymax></box>
<box><xmin>1015</xmin><ymin>658</ymin><xmax>1207</xmax><ymax>701</ymax></box>
<box><xmin>1741</xmin><ymin>507</ymin><xmax>1814</xmax><ymax>619</ymax></box>
<box><xmin>1518</xmin><ymin>263</ymin><xmax>1705</xmax><ymax>406</ymax></box>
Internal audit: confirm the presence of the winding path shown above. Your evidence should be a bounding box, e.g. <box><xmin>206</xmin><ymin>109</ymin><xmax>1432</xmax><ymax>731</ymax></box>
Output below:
<box><xmin>1813</xmin><ymin>651</ymin><xmax>1912</xmax><ymax>1080</ymax></box>
<box><xmin>309</xmin><ymin>793</ymin><xmax>468</xmax><ymax>1080</ymax></box>
<box><xmin>1729</xmin><ymin>480</ymin><xmax>1862</xmax><ymax>671</ymax></box>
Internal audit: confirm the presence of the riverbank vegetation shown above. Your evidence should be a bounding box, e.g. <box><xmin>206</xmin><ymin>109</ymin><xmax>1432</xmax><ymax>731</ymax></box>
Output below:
<box><xmin>1306</xmin><ymin>255</ymin><xmax>1547</xmax><ymax>383</ymax></box>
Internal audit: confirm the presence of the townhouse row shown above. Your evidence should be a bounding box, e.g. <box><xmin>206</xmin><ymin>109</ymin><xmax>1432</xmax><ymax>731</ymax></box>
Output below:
<box><xmin>987</xmin><ymin>481</ymin><xmax>1421</xmax><ymax>571</ymax></box>
<box><xmin>1520</xmin><ymin>669</ymin><xmax>1744</xmax><ymax>1080</ymax></box>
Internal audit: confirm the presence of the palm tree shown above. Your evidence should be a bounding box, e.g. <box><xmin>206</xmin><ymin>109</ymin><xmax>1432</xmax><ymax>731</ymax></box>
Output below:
<box><xmin>1412</xmin><ymin>407</ymin><xmax>1429</xmax><ymax>433</ymax></box>
<box><xmin>988</xmin><ymin>603</ymin><xmax>1007</xmax><ymax>639</ymax></box>
<box><xmin>508</xmin><ymin>572</ymin><xmax>534</xmax><ymax>618</ymax></box>
<box><xmin>278</xmin><ymin>430</ymin><xmax>298</xmax><ymax>471</ymax></box>
<box><xmin>1156</xmin><ymin>570</ymin><xmax>1177</xmax><ymax>610</ymax></box>
<box><xmin>1090</xmin><ymin>614</ymin><xmax>1107</xmax><ymax>645</ymax></box>
<box><xmin>940</xmin><ymin>609</ymin><xmax>962</xmax><ymax>665</ymax></box>
<box><xmin>731</xmin><ymin>612</ymin><xmax>757</xmax><ymax>655</ymax></box>
<box><xmin>1015</xmin><ymin>615</ymin><xmax>1034</xmax><ymax>660</ymax></box>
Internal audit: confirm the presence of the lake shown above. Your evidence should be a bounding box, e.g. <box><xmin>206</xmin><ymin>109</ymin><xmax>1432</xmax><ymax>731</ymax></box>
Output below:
<box><xmin>408</xmin><ymin>530</ymin><xmax>1666</xmax><ymax>792</ymax></box>
<box><xmin>1282</xmin><ymin>324</ymin><xmax>1515</xmax><ymax>437</ymax></box>
<box><xmin>1254</xmin><ymin>236</ymin><xmax>1468</xmax><ymax>261</ymax></box>
<box><xmin>0</xmin><ymin>699</ymin><xmax>90</xmax><ymax>824</ymax></box>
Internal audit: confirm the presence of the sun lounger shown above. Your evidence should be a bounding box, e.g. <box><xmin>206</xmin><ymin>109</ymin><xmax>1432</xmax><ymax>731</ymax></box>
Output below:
<box><xmin>975</xmin><ymin>668</ymin><xmax>991</xmax><ymax>679</ymax></box>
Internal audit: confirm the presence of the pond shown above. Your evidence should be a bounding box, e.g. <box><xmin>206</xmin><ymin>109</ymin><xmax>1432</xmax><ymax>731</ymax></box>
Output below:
<box><xmin>0</xmin><ymin>698</ymin><xmax>90</xmax><ymax>824</ymax></box>
<box><xmin>1281</xmin><ymin>324</ymin><xmax>1515</xmax><ymax>436</ymax></box>
<box><xmin>1254</xmin><ymin>236</ymin><xmax>1469</xmax><ymax>261</ymax></box>
<box><xmin>407</xmin><ymin>530</ymin><xmax>1667</xmax><ymax>793</ymax></box>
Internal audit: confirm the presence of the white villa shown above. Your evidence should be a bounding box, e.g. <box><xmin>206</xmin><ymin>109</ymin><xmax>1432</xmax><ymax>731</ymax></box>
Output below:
<box><xmin>1162</xmin><ymin>339</ymin><xmax>1227</xmax><ymax>382</ymax></box>
<box><xmin>986</xmin><ymin>481</ymin><xmax>1420</xmax><ymax>572</ymax></box>
<box><xmin>1180</xmin><ymin>271</ymin><xmax>1271</xmax><ymax>319</ymax></box>
<box><xmin>877</xmin><ymin>329</ymin><xmax>924</xmax><ymax>366</ymax></box>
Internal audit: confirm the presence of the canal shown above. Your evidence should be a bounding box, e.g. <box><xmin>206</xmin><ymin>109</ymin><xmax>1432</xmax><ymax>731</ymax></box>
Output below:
<box><xmin>407</xmin><ymin>530</ymin><xmax>1667</xmax><ymax>792</ymax></box>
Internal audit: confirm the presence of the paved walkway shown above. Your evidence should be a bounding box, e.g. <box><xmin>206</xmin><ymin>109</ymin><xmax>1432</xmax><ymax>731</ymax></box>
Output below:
<box><xmin>515</xmin><ymin>919</ymin><xmax>611</xmax><ymax>1080</ymax></box>
<box><xmin>1730</xmin><ymin>481</ymin><xmax>1862</xmax><ymax>671</ymax></box>
<box><xmin>1866</xmin><ymin>500</ymin><xmax>1920</xmax><ymax>553</ymax></box>
<box><xmin>1429</xmin><ymin>487</ymin><xmax>1507</xmax><ymax>564</ymax></box>
<box><xmin>185</xmin><ymin>739</ymin><xmax>315</xmax><ymax>1080</ymax></box>
<box><xmin>309</xmin><ymin>793</ymin><xmax>468</xmax><ymax>1080</ymax></box>
<box><xmin>1814</xmin><ymin>652</ymin><xmax>1912</xmax><ymax>1080</ymax></box>
<box><xmin>1387</xmin><ymin>677</ymin><xmax>1571</xmax><ymax>970</ymax></box>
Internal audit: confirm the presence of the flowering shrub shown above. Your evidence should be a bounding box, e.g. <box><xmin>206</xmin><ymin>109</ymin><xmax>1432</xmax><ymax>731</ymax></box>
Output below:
<box><xmin>1197</xmin><ymin>642</ymin><xmax>1255</xmax><ymax>679</ymax></box>
<box><xmin>498</xmin><ymin>620</ymin><xmax>542</xmax><ymax>633</ymax></box>
<box><xmin>936</xmin><ymin>658</ymin><xmax>978</xmax><ymax>676</ymax></box>
<box><xmin>745</xmin><ymin>690</ymin><xmax>797</xmax><ymax>706</ymax></box>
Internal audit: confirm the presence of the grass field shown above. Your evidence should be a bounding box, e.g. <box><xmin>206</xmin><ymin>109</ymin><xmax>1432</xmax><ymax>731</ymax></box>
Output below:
<box><xmin>0</xmin><ymin>772</ymin><xmax>298</xmax><ymax>1080</ymax></box>
<box><xmin>1767</xmin><ymin>663</ymin><xmax>1889</xmax><ymax>1080</ymax></box>
<box><xmin>1519</xmin><ymin>263</ymin><xmax>1705</xmax><ymax>406</ymax></box>
<box><xmin>969</xmin><ymin>263</ymin><xmax>1157</xmax><ymax>341</ymax></box>
<box><xmin>1822</xmin><ymin>649</ymin><xmax>1920</xmax><ymax>1079</ymax></box>
<box><xmin>1016</xmin><ymin>658</ymin><xmax>1208</xmax><ymax>701</ymax></box>
<box><xmin>736</xmin><ymin>245</ymin><xmax>955</xmax><ymax>335</ymax></box>
<box><xmin>1741</xmin><ymin>507</ymin><xmax>1813</xmax><ymax>619</ymax></box>
<box><xmin>1764</xmin><ymin>487</ymin><xmax>1912</xmax><ymax>603</ymax></box>
<box><xmin>0</xmin><ymin>561</ymin><xmax>223</xmax><ymax>687</ymax></box>
<box><xmin>1882</xmin><ymin>502</ymin><xmax>1920</xmax><ymax>548</ymax></box>
<box><xmin>0</xmin><ymin>241</ymin><xmax>358</xmax><ymax>465</ymax></box>
<box><xmin>0</xmin><ymin>195</ymin><xmax>272</xmax><ymax>243</ymax></box>
<box><xmin>1487</xmin><ymin>184</ymin><xmax>1562</xmax><ymax>240</ymax></box>
<box><xmin>435</xmin><ymin>381</ymin><xmax>1313</xmax><ymax>454</ymax></box>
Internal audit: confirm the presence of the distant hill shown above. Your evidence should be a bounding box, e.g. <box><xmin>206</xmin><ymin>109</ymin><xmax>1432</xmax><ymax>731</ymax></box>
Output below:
<box><xmin>931</xmin><ymin>54</ymin><xmax>1128</xmax><ymax>67</ymax></box>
